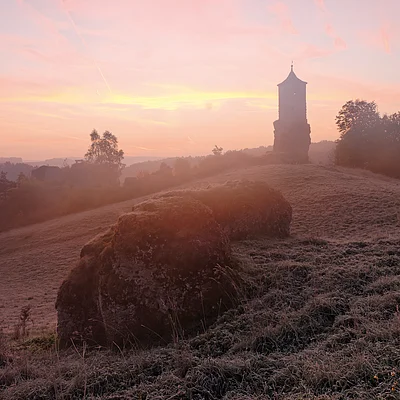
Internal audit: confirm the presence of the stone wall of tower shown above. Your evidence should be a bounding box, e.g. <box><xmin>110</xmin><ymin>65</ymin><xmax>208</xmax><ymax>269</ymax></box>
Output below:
<box><xmin>278</xmin><ymin>81</ymin><xmax>307</xmax><ymax>123</ymax></box>
<box><xmin>273</xmin><ymin>67</ymin><xmax>311</xmax><ymax>163</ymax></box>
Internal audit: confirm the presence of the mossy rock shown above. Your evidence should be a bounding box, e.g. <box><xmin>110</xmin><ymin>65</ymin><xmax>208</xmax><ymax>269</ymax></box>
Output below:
<box><xmin>56</xmin><ymin>196</ymin><xmax>241</xmax><ymax>348</ymax></box>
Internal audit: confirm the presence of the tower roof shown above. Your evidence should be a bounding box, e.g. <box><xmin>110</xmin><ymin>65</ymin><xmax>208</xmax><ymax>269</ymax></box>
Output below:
<box><xmin>278</xmin><ymin>64</ymin><xmax>307</xmax><ymax>86</ymax></box>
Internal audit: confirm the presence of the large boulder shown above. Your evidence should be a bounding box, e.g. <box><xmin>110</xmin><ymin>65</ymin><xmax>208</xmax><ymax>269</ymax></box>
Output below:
<box><xmin>56</xmin><ymin>196</ymin><xmax>241</xmax><ymax>347</ymax></box>
<box><xmin>56</xmin><ymin>180</ymin><xmax>292</xmax><ymax>348</ymax></box>
<box><xmin>160</xmin><ymin>180</ymin><xmax>292</xmax><ymax>240</ymax></box>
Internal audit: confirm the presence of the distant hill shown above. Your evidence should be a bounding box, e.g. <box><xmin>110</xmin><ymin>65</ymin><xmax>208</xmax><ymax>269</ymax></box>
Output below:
<box><xmin>0</xmin><ymin>162</ymin><xmax>33</xmax><ymax>181</ymax></box>
<box><xmin>0</xmin><ymin>157</ymin><xmax>23</xmax><ymax>164</ymax></box>
<box><xmin>308</xmin><ymin>140</ymin><xmax>336</xmax><ymax>164</ymax></box>
<box><xmin>124</xmin><ymin>156</ymin><xmax>164</xmax><ymax>165</ymax></box>
<box><xmin>121</xmin><ymin>141</ymin><xmax>336</xmax><ymax>181</ymax></box>
<box><xmin>26</xmin><ymin>158</ymin><xmax>79</xmax><ymax>167</ymax></box>
<box><xmin>24</xmin><ymin>156</ymin><xmax>163</xmax><ymax>167</ymax></box>
<box><xmin>121</xmin><ymin>156</ymin><xmax>197</xmax><ymax>181</ymax></box>
<box><xmin>3</xmin><ymin>141</ymin><xmax>336</xmax><ymax>182</ymax></box>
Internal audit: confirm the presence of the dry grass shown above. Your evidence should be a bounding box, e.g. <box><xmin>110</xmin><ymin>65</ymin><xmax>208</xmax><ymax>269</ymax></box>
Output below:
<box><xmin>1</xmin><ymin>164</ymin><xmax>400</xmax><ymax>399</ymax></box>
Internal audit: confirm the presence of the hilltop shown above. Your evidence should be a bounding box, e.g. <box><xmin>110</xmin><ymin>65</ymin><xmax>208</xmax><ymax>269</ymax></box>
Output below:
<box><xmin>120</xmin><ymin>141</ymin><xmax>336</xmax><ymax>181</ymax></box>
<box><xmin>1</xmin><ymin>163</ymin><xmax>400</xmax><ymax>399</ymax></box>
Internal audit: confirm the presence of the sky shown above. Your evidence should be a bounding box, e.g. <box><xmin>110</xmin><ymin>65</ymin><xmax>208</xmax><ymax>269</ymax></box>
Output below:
<box><xmin>1</xmin><ymin>0</ymin><xmax>399</xmax><ymax>160</ymax></box>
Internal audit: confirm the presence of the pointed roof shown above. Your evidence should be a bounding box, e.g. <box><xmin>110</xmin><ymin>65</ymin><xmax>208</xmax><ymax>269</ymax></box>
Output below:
<box><xmin>278</xmin><ymin>64</ymin><xmax>307</xmax><ymax>86</ymax></box>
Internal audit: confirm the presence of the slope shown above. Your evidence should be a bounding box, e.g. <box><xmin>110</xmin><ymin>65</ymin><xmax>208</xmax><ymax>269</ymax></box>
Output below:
<box><xmin>1</xmin><ymin>164</ymin><xmax>399</xmax><ymax>334</ymax></box>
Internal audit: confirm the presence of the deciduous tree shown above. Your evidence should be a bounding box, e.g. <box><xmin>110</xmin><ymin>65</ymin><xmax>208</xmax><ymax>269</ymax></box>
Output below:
<box><xmin>335</xmin><ymin>100</ymin><xmax>380</xmax><ymax>136</ymax></box>
<box><xmin>212</xmin><ymin>145</ymin><xmax>224</xmax><ymax>156</ymax></box>
<box><xmin>85</xmin><ymin>130</ymin><xmax>125</xmax><ymax>173</ymax></box>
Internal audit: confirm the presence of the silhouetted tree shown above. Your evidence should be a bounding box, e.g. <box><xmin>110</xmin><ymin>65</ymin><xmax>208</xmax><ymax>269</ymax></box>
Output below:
<box><xmin>212</xmin><ymin>145</ymin><xmax>223</xmax><ymax>156</ymax></box>
<box><xmin>17</xmin><ymin>172</ymin><xmax>28</xmax><ymax>187</ymax></box>
<box><xmin>85</xmin><ymin>130</ymin><xmax>125</xmax><ymax>174</ymax></box>
<box><xmin>0</xmin><ymin>162</ymin><xmax>33</xmax><ymax>181</ymax></box>
<box><xmin>335</xmin><ymin>100</ymin><xmax>380</xmax><ymax>136</ymax></box>
<box><xmin>335</xmin><ymin>100</ymin><xmax>400</xmax><ymax>178</ymax></box>
<box><xmin>0</xmin><ymin>172</ymin><xmax>17</xmax><ymax>198</ymax></box>
<box><xmin>0</xmin><ymin>172</ymin><xmax>16</xmax><ymax>192</ymax></box>
<box><xmin>157</xmin><ymin>162</ymin><xmax>174</xmax><ymax>178</ymax></box>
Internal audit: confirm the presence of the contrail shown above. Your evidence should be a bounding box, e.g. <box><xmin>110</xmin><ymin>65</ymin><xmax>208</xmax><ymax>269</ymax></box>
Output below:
<box><xmin>133</xmin><ymin>146</ymin><xmax>156</xmax><ymax>151</ymax></box>
<box><xmin>60</xmin><ymin>0</ymin><xmax>112</xmax><ymax>93</ymax></box>
<box><xmin>187</xmin><ymin>136</ymin><xmax>197</xmax><ymax>145</ymax></box>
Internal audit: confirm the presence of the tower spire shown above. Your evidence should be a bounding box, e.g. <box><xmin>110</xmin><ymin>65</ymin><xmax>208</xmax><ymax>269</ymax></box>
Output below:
<box><xmin>291</xmin><ymin>60</ymin><xmax>294</xmax><ymax>72</ymax></box>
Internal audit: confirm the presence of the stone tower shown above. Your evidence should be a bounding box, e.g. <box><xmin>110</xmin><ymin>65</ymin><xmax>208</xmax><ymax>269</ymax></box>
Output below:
<box><xmin>273</xmin><ymin>64</ymin><xmax>311</xmax><ymax>163</ymax></box>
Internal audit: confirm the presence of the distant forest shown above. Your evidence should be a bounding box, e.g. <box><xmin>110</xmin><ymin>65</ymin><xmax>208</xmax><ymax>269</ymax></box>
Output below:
<box><xmin>0</xmin><ymin>141</ymin><xmax>335</xmax><ymax>183</ymax></box>
<box><xmin>0</xmin><ymin>138</ymin><xmax>335</xmax><ymax>232</ymax></box>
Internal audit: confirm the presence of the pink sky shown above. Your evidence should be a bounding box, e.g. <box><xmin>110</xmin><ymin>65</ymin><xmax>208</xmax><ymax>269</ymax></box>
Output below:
<box><xmin>1</xmin><ymin>0</ymin><xmax>399</xmax><ymax>160</ymax></box>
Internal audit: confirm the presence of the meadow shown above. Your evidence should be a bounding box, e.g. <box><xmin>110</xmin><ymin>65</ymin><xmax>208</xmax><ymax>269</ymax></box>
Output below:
<box><xmin>1</xmin><ymin>163</ymin><xmax>400</xmax><ymax>399</ymax></box>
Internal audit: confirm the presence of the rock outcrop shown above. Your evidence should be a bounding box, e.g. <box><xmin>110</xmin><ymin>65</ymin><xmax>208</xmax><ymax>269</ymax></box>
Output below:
<box><xmin>56</xmin><ymin>180</ymin><xmax>292</xmax><ymax>348</ymax></box>
<box><xmin>160</xmin><ymin>180</ymin><xmax>292</xmax><ymax>240</ymax></box>
<box><xmin>56</xmin><ymin>196</ymin><xmax>240</xmax><ymax>347</ymax></box>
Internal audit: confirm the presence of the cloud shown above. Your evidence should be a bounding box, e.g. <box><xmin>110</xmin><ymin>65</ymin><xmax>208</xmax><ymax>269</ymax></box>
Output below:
<box><xmin>0</xmin><ymin>78</ymin><xmax>277</xmax><ymax>112</ymax></box>
<box><xmin>135</xmin><ymin>118</ymin><xmax>170</xmax><ymax>127</ymax></box>
<box><xmin>359</xmin><ymin>23</ymin><xmax>393</xmax><ymax>54</ymax></box>
<box><xmin>314</xmin><ymin>2</ymin><xmax>347</xmax><ymax>51</ymax></box>
<box><xmin>59</xmin><ymin>1</ymin><xmax>112</xmax><ymax>92</ymax></box>
<box><xmin>187</xmin><ymin>136</ymin><xmax>197</xmax><ymax>145</ymax></box>
<box><xmin>295</xmin><ymin>44</ymin><xmax>333</xmax><ymax>60</ymax></box>
<box><xmin>132</xmin><ymin>146</ymin><xmax>156</xmax><ymax>151</ymax></box>
<box><xmin>268</xmin><ymin>2</ymin><xmax>298</xmax><ymax>34</ymax></box>
<box><xmin>325</xmin><ymin>24</ymin><xmax>347</xmax><ymax>50</ymax></box>
<box><xmin>334</xmin><ymin>37</ymin><xmax>347</xmax><ymax>50</ymax></box>
<box><xmin>15</xmin><ymin>0</ymin><xmax>72</xmax><ymax>48</ymax></box>
<box><xmin>324</xmin><ymin>24</ymin><xmax>334</xmax><ymax>37</ymax></box>
<box><xmin>61</xmin><ymin>0</ymin><xmax>270</xmax><ymax>42</ymax></box>
<box><xmin>166</xmin><ymin>147</ymin><xmax>183</xmax><ymax>151</ymax></box>
<box><xmin>102</xmin><ymin>90</ymin><xmax>276</xmax><ymax>110</ymax></box>
<box><xmin>381</xmin><ymin>26</ymin><xmax>391</xmax><ymax>53</ymax></box>
<box><xmin>59</xmin><ymin>134</ymin><xmax>87</xmax><ymax>141</ymax></box>
<box><xmin>314</xmin><ymin>0</ymin><xmax>326</xmax><ymax>12</ymax></box>
<box><xmin>0</xmin><ymin>3</ymin><xmax>95</xmax><ymax>84</ymax></box>
<box><xmin>3</xmin><ymin>0</ymin><xmax>399</xmax><ymax>160</ymax></box>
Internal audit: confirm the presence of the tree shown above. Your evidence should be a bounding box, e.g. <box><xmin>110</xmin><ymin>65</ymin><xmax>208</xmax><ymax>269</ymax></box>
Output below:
<box><xmin>212</xmin><ymin>145</ymin><xmax>223</xmax><ymax>156</ymax></box>
<box><xmin>0</xmin><ymin>171</ymin><xmax>16</xmax><ymax>196</ymax></box>
<box><xmin>17</xmin><ymin>172</ymin><xmax>28</xmax><ymax>187</ymax></box>
<box><xmin>383</xmin><ymin>112</ymin><xmax>400</xmax><ymax>131</ymax></box>
<box><xmin>157</xmin><ymin>162</ymin><xmax>173</xmax><ymax>177</ymax></box>
<box><xmin>335</xmin><ymin>100</ymin><xmax>380</xmax><ymax>136</ymax></box>
<box><xmin>335</xmin><ymin>100</ymin><xmax>381</xmax><ymax>167</ymax></box>
<box><xmin>85</xmin><ymin>130</ymin><xmax>125</xmax><ymax>173</ymax></box>
<box><xmin>335</xmin><ymin>100</ymin><xmax>400</xmax><ymax>177</ymax></box>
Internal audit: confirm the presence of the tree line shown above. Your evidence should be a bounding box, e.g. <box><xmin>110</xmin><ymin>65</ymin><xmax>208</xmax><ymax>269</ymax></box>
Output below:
<box><xmin>0</xmin><ymin>130</ymin><xmax>125</xmax><ymax>231</ymax></box>
<box><xmin>0</xmin><ymin>132</ymin><xmax>268</xmax><ymax>232</ymax></box>
<box><xmin>335</xmin><ymin>99</ymin><xmax>400</xmax><ymax>178</ymax></box>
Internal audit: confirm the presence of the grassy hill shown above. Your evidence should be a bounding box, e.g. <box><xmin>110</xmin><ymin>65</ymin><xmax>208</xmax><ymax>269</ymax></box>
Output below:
<box><xmin>1</xmin><ymin>164</ymin><xmax>400</xmax><ymax>399</ymax></box>
<box><xmin>120</xmin><ymin>141</ymin><xmax>336</xmax><ymax>181</ymax></box>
